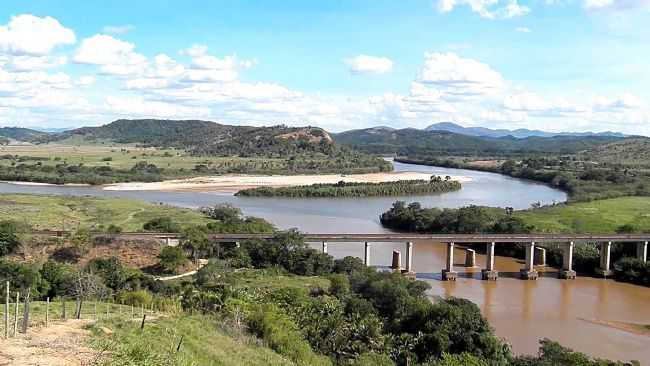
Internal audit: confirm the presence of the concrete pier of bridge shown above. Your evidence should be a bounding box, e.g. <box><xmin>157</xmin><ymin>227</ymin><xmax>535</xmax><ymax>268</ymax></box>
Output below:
<box><xmin>364</xmin><ymin>242</ymin><xmax>371</xmax><ymax>266</ymax></box>
<box><xmin>481</xmin><ymin>242</ymin><xmax>498</xmax><ymax>280</ymax></box>
<box><xmin>637</xmin><ymin>241</ymin><xmax>648</xmax><ymax>262</ymax></box>
<box><xmin>520</xmin><ymin>242</ymin><xmax>539</xmax><ymax>280</ymax></box>
<box><xmin>596</xmin><ymin>241</ymin><xmax>613</xmax><ymax>277</ymax></box>
<box><xmin>442</xmin><ymin>242</ymin><xmax>457</xmax><ymax>281</ymax></box>
<box><xmin>559</xmin><ymin>242</ymin><xmax>577</xmax><ymax>279</ymax></box>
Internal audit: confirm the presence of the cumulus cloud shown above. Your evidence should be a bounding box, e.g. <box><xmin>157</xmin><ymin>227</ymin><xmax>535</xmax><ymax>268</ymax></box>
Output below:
<box><xmin>437</xmin><ymin>0</ymin><xmax>530</xmax><ymax>19</ymax></box>
<box><xmin>0</xmin><ymin>14</ymin><xmax>76</xmax><ymax>56</ymax></box>
<box><xmin>74</xmin><ymin>34</ymin><xmax>147</xmax><ymax>75</ymax></box>
<box><xmin>417</xmin><ymin>52</ymin><xmax>505</xmax><ymax>97</ymax></box>
<box><xmin>345</xmin><ymin>55</ymin><xmax>394</xmax><ymax>75</ymax></box>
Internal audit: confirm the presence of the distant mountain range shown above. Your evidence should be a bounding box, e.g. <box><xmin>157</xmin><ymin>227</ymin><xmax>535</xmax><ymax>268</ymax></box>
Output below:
<box><xmin>424</xmin><ymin>122</ymin><xmax>628</xmax><ymax>139</ymax></box>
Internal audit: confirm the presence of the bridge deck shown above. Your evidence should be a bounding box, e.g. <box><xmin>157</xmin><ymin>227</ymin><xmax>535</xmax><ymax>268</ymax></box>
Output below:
<box><xmin>31</xmin><ymin>231</ymin><xmax>650</xmax><ymax>243</ymax></box>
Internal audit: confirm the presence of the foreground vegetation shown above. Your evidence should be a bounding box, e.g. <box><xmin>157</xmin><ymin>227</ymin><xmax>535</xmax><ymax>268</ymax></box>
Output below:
<box><xmin>0</xmin><ymin>202</ymin><xmax>638</xmax><ymax>365</ymax></box>
<box><xmin>236</xmin><ymin>177</ymin><xmax>461</xmax><ymax>198</ymax></box>
<box><xmin>380</xmin><ymin>201</ymin><xmax>650</xmax><ymax>285</ymax></box>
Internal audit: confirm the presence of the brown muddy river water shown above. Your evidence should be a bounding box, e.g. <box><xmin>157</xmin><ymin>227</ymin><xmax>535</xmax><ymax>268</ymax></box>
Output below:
<box><xmin>1</xmin><ymin>161</ymin><xmax>648</xmax><ymax>363</ymax></box>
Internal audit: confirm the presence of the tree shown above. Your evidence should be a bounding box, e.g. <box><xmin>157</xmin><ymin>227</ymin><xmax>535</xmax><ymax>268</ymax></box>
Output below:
<box><xmin>181</xmin><ymin>225</ymin><xmax>209</xmax><ymax>262</ymax></box>
<box><xmin>158</xmin><ymin>246</ymin><xmax>187</xmax><ymax>273</ymax></box>
<box><xmin>66</xmin><ymin>271</ymin><xmax>109</xmax><ymax>319</ymax></box>
<box><xmin>0</xmin><ymin>221</ymin><xmax>20</xmax><ymax>256</ymax></box>
<box><xmin>200</xmin><ymin>204</ymin><xmax>243</xmax><ymax>222</ymax></box>
<box><xmin>70</xmin><ymin>229</ymin><xmax>92</xmax><ymax>257</ymax></box>
<box><xmin>143</xmin><ymin>217</ymin><xmax>181</xmax><ymax>232</ymax></box>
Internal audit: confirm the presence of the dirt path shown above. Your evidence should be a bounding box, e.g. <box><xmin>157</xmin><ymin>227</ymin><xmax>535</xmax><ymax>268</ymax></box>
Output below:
<box><xmin>0</xmin><ymin>319</ymin><xmax>98</xmax><ymax>366</ymax></box>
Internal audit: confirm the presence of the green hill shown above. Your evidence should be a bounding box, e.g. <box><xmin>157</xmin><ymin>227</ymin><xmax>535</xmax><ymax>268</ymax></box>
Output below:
<box><xmin>334</xmin><ymin>127</ymin><xmax>624</xmax><ymax>156</ymax></box>
<box><xmin>577</xmin><ymin>137</ymin><xmax>650</xmax><ymax>168</ymax></box>
<box><xmin>0</xmin><ymin>127</ymin><xmax>49</xmax><ymax>142</ymax></box>
<box><xmin>42</xmin><ymin>119</ymin><xmax>340</xmax><ymax>158</ymax></box>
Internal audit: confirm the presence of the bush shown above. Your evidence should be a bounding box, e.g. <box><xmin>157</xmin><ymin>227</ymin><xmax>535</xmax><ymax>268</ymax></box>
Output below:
<box><xmin>117</xmin><ymin>290</ymin><xmax>153</xmax><ymax>306</ymax></box>
<box><xmin>143</xmin><ymin>217</ymin><xmax>181</xmax><ymax>232</ymax></box>
<box><xmin>613</xmin><ymin>257</ymin><xmax>650</xmax><ymax>286</ymax></box>
<box><xmin>0</xmin><ymin>220</ymin><xmax>20</xmax><ymax>256</ymax></box>
<box><xmin>247</xmin><ymin>304</ymin><xmax>332</xmax><ymax>366</ymax></box>
<box><xmin>158</xmin><ymin>246</ymin><xmax>187</xmax><ymax>273</ymax></box>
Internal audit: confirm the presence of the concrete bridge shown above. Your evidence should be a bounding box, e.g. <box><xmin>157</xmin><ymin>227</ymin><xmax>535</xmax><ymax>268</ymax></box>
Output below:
<box><xmin>32</xmin><ymin>231</ymin><xmax>650</xmax><ymax>281</ymax></box>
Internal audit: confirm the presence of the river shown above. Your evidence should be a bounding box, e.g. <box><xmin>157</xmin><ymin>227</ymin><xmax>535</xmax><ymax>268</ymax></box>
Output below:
<box><xmin>1</xmin><ymin>162</ymin><xmax>649</xmax><ymax>363</ymax></box>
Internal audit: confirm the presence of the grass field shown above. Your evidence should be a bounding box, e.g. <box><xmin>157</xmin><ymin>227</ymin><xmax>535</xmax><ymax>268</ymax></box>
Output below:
<box><xmin>89</xmin><ymin>314</ymin><xmax>295</xmax><ymax>366</ymax></box>
<box><xmin>0</xmin><ymin>142</ymin><xmax>287</xmax><ymax>173</ymax></box>
<box><xmin>0</xmin><ymin>194</ymin><xmax>210</xmax><ymax>231</ymax></box>
<box><xmin>517</xmin><ymin>197</ymin><xmax>650</xmax><ymax>233</ymax></box>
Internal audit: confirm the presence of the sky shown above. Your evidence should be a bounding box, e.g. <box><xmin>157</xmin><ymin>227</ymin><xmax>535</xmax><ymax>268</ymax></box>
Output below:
<box><xmin>1</xmin><ymin>0</ymin><xmax>649</xmax><ymax>134</ymax></box>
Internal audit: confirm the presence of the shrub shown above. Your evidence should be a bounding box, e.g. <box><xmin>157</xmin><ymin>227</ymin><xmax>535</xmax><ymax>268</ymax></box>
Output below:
<box><xmin>143</xmin><ymin>217</ymin><xmax>181</xmax><ymax>232</ymax></box>
<box><xmin>158</xmin><ymin>246</ymin><xmax>187</xmax><ymax>273</ymax></box>
<box><xmin>613</xmin><ymin>257</ymin><xmax>650</xmax><ymax>286</ymax></box>
<box><xmin>0</xmin><ymin>220</ymin><xmax>20</xmax><ymax>256</ymax></box>
<box><xmin>117</xmin><ymin>290</ymin><xmax>153</xmax><ymax>306</ymax></box>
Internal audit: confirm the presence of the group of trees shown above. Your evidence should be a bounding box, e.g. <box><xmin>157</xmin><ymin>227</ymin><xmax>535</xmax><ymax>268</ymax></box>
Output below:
<box><xmin>236</xmin><ymin>178</ymin><xmax>461</xmax><ymax>198</ymax></box>
<box><xmin>380</xmin><ymin>202</ymin><xmax>532</xmax><ymax>234</ymax></box>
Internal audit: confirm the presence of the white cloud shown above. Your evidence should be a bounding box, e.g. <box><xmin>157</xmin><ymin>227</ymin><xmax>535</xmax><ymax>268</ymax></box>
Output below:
<box><xmin>102</xmin><ymin>25</ymin><xmax>134</xmax><ymax>34</ymax></box>
<box><xmin>417</xmin><ymin>52</ymin><xmax>505</xmax><ymax>97</ymax></box>
<box><xmin>437</xmin><ymin>0</ymin><xmax>530</xmax><ymax>19</ymax></box>
<box><xmin>0</xmin><ymin>14</ymin><xmax>75</xmax><ymax>56</ymax></box>
<box><xmin>345</xmin><ymin>55</ymin><xmax>394</xmax><ymax>75</ymax></box>
<box><xmin>74</xmin><ymin>34</ymin><xmax>147</xmax><ymax>75</ymax></box>
<box><xmin>515</xmin><ymin>27</ymin><xmax>532</xmax><ymax>32</ymax></box>
<box><xmin>583</xmin><ymin>0</ymin><xmax>650</xmax><ymax>10</ymax></box>
<box><xmin>593</xmin><ymin>93</ymin><xmax>644</xmax><ymax>110</ymax></box>
<box><xmin>104</xmin><ymin>96</ymin><xmax>210</xmax><ymax>119</ymax></box>
<box><xmin>5</xmin><ymin>55</ymin><xmax>67</xmax><ymax>71</ymax></box>
<box><xmin>75</xmin><ymin>75</ymin><xmax>95</xmax><ymax>86</ymax></box>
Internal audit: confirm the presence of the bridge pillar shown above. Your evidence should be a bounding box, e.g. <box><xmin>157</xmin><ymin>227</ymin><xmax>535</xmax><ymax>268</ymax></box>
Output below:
<box><xmin>442</xmin><ymin>242</ymin><xmax>457</xmax><ymax>281</ymax></box>
<box><xmin>482</xmin><ymin>242</ymin><xmax>498</xmax><ymax>280</ymax></box>
<box><xmin>165</xmin><ymin>237</ymin><xmax>171</xmax><ymax>246</ymax></box>
<box><xmin>596</xmin><ymin>241</ymin><xmax>613</xmax><ymax>277</ymax></box>
<box><xmin>322</xmin><ymin>241</ymin><xmax>328</xmax><ymax>254</ymax></box>
<box><xmin>637</xmin><ymin>241</ymin><xmax>648</xmax><ymax>262</ymax></box>
<box><xmin>405</xmin><ymin>242</ymin><xmax>414</xmax><ymax>273</ymax></box>
<box><xmin>391</xmin><ymin>250</ymin><xmax>402</xmax><ymax>272</ymax></box>
<box><xmin>520</xmin><ymin>242</ymin><xmax>538</xmax><ymax>280</ymax></box>
<box><xmin>559</xmin><ymin>241</ymin><xmax>576</xmax><ymax>279</ymax></box>
<box><xmin>465</xmin><ymin>248</ymin><xmax>476</xmax><ymax>267</ymax></box>
<box><xmin>364</xmin><ymin>242</ymin><xmax>371</xmax><ymax>266</ymax></box>
<box><xmin>534</xmin><ymin>247</ymin><xmax>546</xmax><ymax>266</ymax></box>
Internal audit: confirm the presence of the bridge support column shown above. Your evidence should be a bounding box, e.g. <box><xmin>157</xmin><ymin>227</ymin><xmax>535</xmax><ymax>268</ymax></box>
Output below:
<box><xmin>482</xmin><ymin>242</ymin><xmax>498</xmax><ymax>280</ymax></box>
<box><xmin>322</xmin><ymin>241</ymin><xmax>328</xmax><ymax>254</ymax></box>
<box><xmin>534</xmin><ymin>247</ymin><xmax>546</xmax><ymax>266</ymax></box>
<box><xmin>637</xmin><ymin>241</ymin><xmax>648</xmax><ymax>262</ymax></box>
<box><xmin>165</xmin><ymin>237</ymin><xmax>171</xmax><ymax>246</ymax></box>
<box><xmin>364</xmin><ymin>242</ymin><xmax>371</xmax><ymax>267</ymax></box>
<box><xmin>465</xmin><ymin>249</ymin><xmax>476</xmax><ymax>267</ymax></box>
<box><xmin>442</xmin><ymin>242</ymin><xmax>457</xmax><ymax>281</ymax></box>
<box><xmin>391</xmin><ymin>250</ymin><xmax>402</xmax><ymax>272</ymax></box>
<box><xmin>520</xmin><ymin>242</ymin><xmax>538</xmax><ymax>280</ymax></box>
<box><xmin>596</xmin><ymin>241</ymin><xmax>613</xmax><ymax>277</ymax></box>
<box><xmin>405</xmin><ymin>242</ymin><xmax>414</xmax><ymax>273</ymax></box>
<box><xmin>559</xmin><ymin>241</ymin><xmax>576</xmax><ymax>279</ymax></box>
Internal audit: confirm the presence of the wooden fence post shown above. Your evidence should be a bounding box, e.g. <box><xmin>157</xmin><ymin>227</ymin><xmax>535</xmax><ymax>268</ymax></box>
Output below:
<box><xmin>93</xmin><ymin>301</ymin><xmax>97</xmax><ymax>320</ymax></box>
<box><xmin>176</xmin><ymin>335</ymin><xmax>184</xmax><ymax>352</ymax></box>
<box><xmin>61</xmin><ymin>298</ymin><xmax>67</xmax><ymax>320</ymax></box>
<box><xmin>12</xmin><ymin>292</ymin><xmax>19</xmax><ymax>337</ymax></box>
<box><xmin>45</xmin><ymin>297</ymin><xmax>49</xmax><ymax>328</ymax></box>
<box><xmin>140</xmin><ymin>314</ymin><xmax>146</xmax><ymax>330</ymax></box>
<box><xmin>4</xmin><ymin>281</ymin><xmax>8</xmax><ymax>339</ymax></box>
<box><xmin>20</xmin><ymin>289</ymin><xmax>30</xmax><ymax>334</ymax></box>
<box><xmin>131</xmin><ymin>304</ymin><xmax>134</xmax><ymax>318</ymax></box>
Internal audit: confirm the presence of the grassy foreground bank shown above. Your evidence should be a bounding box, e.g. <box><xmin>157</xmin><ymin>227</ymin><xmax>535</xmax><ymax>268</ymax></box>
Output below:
<box><xmin>0</xmin><ymin>194</ymin><xmax>210</xmax><ymax>231</ymax></box>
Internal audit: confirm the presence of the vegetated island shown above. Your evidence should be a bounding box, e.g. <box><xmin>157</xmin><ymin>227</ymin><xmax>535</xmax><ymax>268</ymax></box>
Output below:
<box><xmin>235</xmin><ymin>176</ymin><xmax>461</xmax><ymax>198</ymax></box>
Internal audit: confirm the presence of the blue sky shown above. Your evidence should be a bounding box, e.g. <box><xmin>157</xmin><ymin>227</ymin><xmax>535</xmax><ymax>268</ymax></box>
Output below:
<box><xmin>1</xmin><ymin>0</ymin><xmax>649</xmax><ymax>134</ymax></box>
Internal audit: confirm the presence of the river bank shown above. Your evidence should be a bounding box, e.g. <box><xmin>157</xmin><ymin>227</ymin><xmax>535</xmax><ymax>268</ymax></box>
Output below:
<box><xmin>102</xmin><ymin>171</ymin><xmax>472</xmax><ymax>193</ymax></box>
